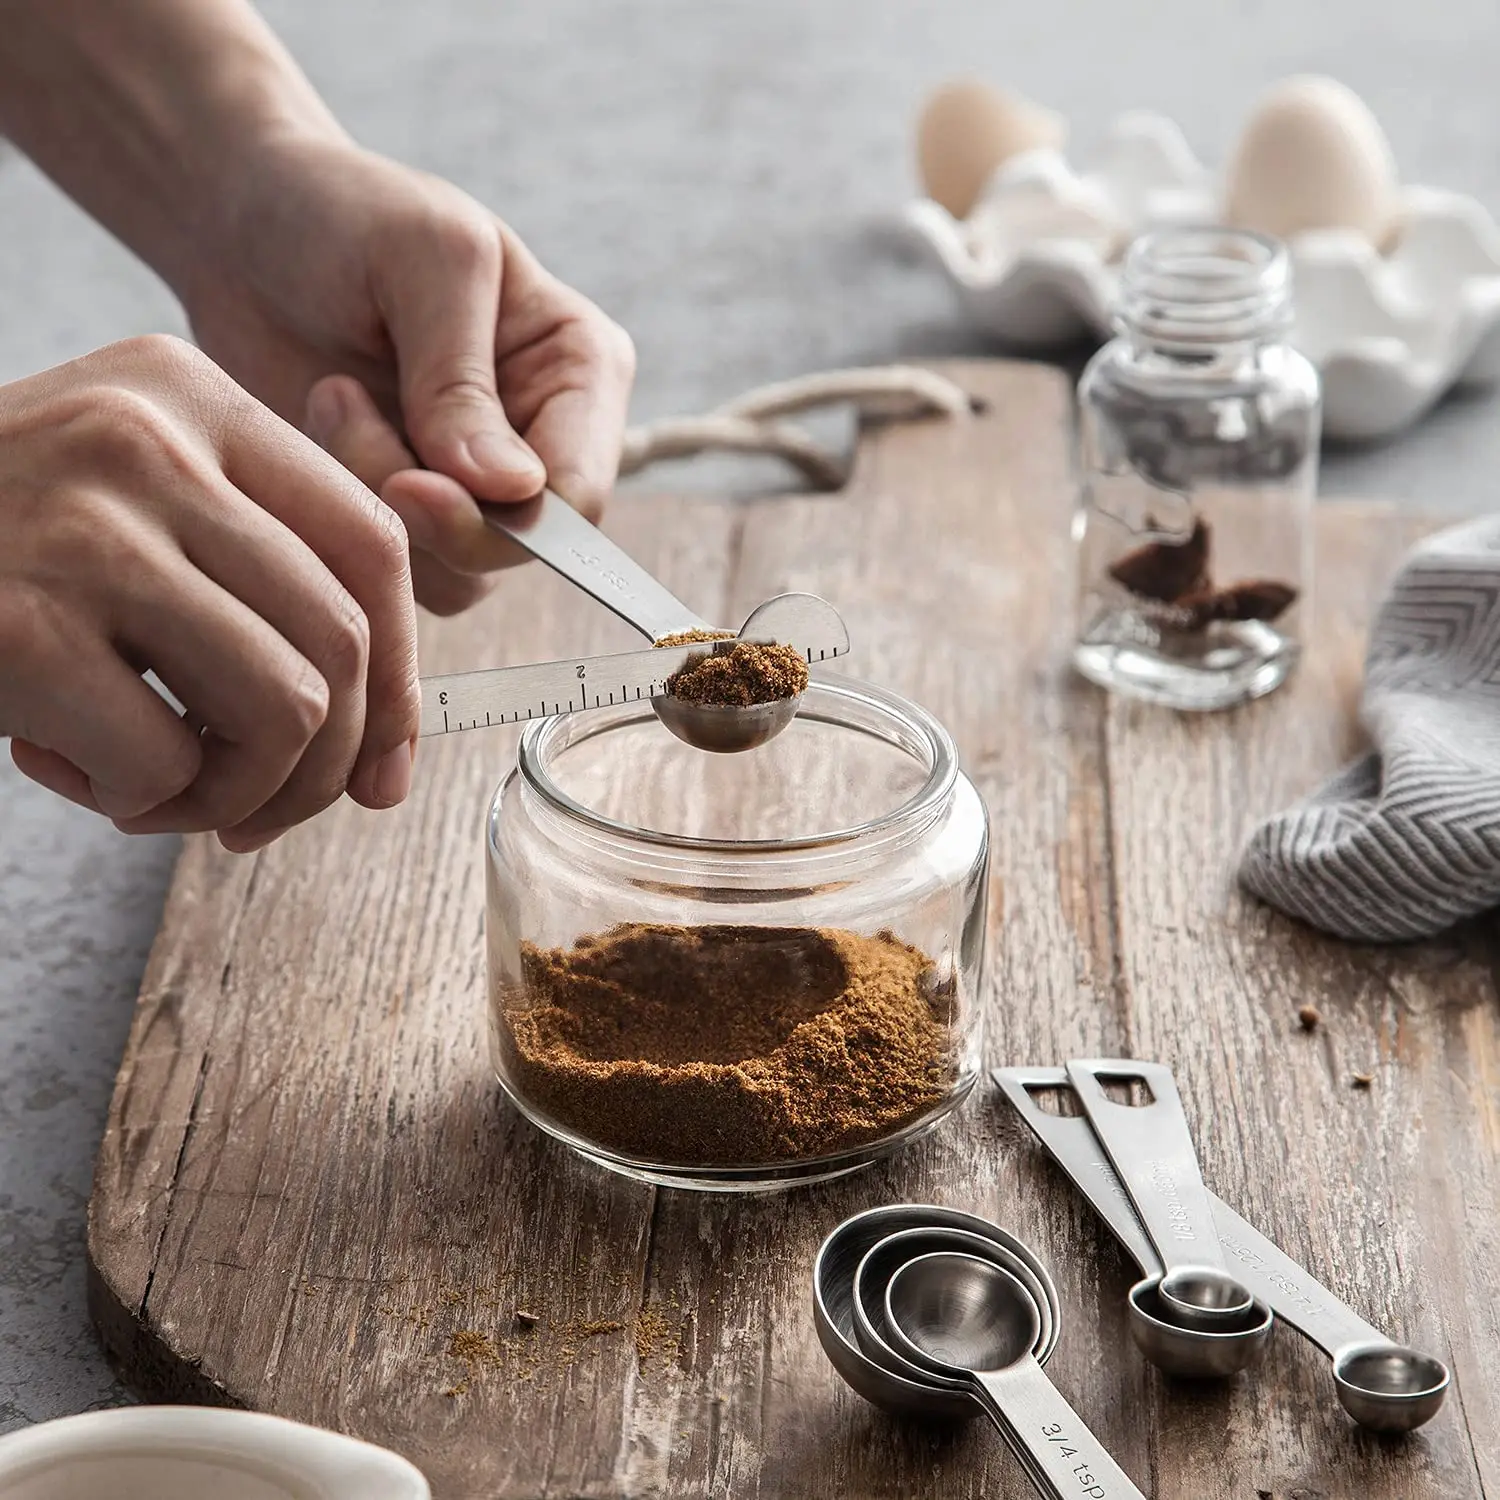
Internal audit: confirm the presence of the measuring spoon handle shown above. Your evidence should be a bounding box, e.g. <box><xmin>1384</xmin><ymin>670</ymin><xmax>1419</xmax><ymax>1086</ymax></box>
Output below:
<box><xmin>993</xmin><ymin>1068</ymin><xmax>1398</xmax><ymax>1365</ymax></box>
<box><xmin>973</xmin><ymin>1359</ymin><xmax>1148</xmax><ymax>1500</ymax></box>
<box><xmin>1065</xmin><ymin>1059</ymin><xmax>1226</xmax><ymax>1275</ymax></box>
<box><xmin>480</xmin><ymin>491</ymin><xmax>708</xmax><ymax>641</ymax></box>
<box><xmin>991</xmin><ymin>1068</ymin><xmax>1162</xmax><ymax>1275</ymax></box>
<box><xmin>1208</xmin><ymin>1196</ymin><xmax>1386</xmax><ymax>1357</ymax></box>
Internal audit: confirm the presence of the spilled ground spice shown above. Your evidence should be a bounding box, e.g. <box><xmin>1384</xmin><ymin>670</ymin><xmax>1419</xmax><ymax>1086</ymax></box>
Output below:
<box><xmin>497</xmin><ymin>924</ymin><xmax>956</xmax><ymax>1165</ymax></box>
<box><xmin>654</xmin><ymin>628</ymin><xmax>809</xmax><ymax>707</ymax></box>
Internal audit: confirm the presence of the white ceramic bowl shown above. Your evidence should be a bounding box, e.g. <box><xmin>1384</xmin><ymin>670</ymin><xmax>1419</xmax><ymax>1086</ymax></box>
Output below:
<box><xmin>900</xmin><ymin>111</ymin><xmax>1500</xmax><ymax>440</ymax></box>
<box><xmin>0</xmin><ymin>1408</ymin><xmax>429</xmax><ymax>1500</ymax></box>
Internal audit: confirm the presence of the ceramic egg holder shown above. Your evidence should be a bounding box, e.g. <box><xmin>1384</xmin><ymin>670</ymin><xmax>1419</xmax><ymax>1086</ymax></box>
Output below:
<box><xmin>903</xmin><ymin>86</ymin><xmax>1500</xmax><ymax>440</ymax></box>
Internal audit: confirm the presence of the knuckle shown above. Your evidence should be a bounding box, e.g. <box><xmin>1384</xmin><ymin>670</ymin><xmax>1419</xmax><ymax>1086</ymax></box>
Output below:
<box><xmin>109</xmin><ymin>331</ymin><xmax>205</xmax><ymax>375</ymax></box>
<box><xmin>432</xmin><ymin>209</ymin><xmax>501</xmax><ymax>277</ymax></box>
<box><xmin>269</xmin><ymin>653</ymin><xmax>331</xmax><ymax>747</ymax></box>
<box><xmin>318</xmin><ymin>588</ymin><xmax>372</xmax><ymax>689</ymax></box>
<box><xmin>61</xmin><ymin>384</ymin><xmax>179</xmax><ymax>474</ymax></box>
<box><xmin>426</xmin><ymin>365</ymin><xmax>500</xmax><ymax>411</ymax></box>
<box><xmin>0</xmin><ymin>586</ymin><xmax>56</xmax><ymax>686</ymax></box>
<box><xmin>599</xmin><ymin>318</ymin><xmax>637</xmax><ymax>380</ymax></box>
<box><xmin>141</xmin><ymin>733</ymin><xmax>201</xmax><ymax>807</ymax></box>
<box><xmin>370</xmin><ymin>502</ymin><xmax>415</xmax><ymax>581</ymax></box>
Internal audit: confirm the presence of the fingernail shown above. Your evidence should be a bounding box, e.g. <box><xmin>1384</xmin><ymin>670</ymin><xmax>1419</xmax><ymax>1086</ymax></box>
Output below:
<box><xmin>371</xmin><ymin>741</ymin><xmax>414</xmax><ymax>808</ymax></box>
<box><xmin>218</xmin><ymin>824</ymin><xmax>289</xmax><ymax>855</ymax></box>
<box><xmin>465</xmin><ymin>429</ymin><xmax>544</xmax><ymax>482</ymax></box>
<box><xmin>305</xmin><ymin>381</ymin><xmax>349</xmax><ymax>446</ymax></box>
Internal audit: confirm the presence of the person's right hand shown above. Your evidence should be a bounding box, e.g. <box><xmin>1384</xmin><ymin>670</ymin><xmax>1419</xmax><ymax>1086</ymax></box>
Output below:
<box><xmin>0</xmin><ymin>334</ymin><xmax>420</xmax><ymax>853</ymax></box>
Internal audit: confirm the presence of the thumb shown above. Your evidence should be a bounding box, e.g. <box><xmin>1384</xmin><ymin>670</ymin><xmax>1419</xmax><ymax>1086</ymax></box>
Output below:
<box><xmin>382</xmin><ymin>217</ymin><xmax>546</xmax><ymax>501</ymax></box>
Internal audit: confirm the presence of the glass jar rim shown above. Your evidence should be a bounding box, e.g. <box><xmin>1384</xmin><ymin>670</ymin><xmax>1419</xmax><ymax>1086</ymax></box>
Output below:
<box><xmin>516</xmin><ymin>675</ymin><xmax>959</xmax><ymax>855</ymax></box>
<box><xmin>1117</xmin><ymin>226</ymin><xmax>1292</xmax><ymax>346</ymax></box>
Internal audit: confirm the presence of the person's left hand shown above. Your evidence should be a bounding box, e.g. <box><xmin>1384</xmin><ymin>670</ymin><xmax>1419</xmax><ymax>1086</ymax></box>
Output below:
<box><xmin>181</xmin><ymin>132</ymin><xmax>635</xmax><ymax>615</ymax></box>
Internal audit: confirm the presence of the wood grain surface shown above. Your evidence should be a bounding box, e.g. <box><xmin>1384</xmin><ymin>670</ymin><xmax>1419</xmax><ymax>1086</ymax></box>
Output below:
<box><xmin>88</xmin><ymin>360</ymin><xmax>1499</xmax><ymax>1499</ymax></box>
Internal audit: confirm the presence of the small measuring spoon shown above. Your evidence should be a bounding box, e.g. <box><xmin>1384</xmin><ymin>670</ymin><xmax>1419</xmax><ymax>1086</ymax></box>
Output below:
<box><xmin>886</xmin><ymin>1254</ymin><xmax>1148</xmax><ymax>1500</ymax></box>
<box><xmin>1066</xmin><ymin>1059</ymin><xmax>1255</xmax><ymax>1330</ymax></box>
<box><xmin>995</xmin><ymin>1068</ymin><xmax>1449</xmax><ymax>1425</ymax></box>
<box><xmin>481</xmin><ymin>490</ymin><xmax>817</xmax><ymax>752</ymax></box>
<box><xmin>1210</xmin><ymin>1195</ymin><xmax>1448</xmax><ymax>1432</ymax></box>
<box><xmin>994</xmin><ymin>1067</ymin><xmax>1270</xmax><ymax>1379</ymax></box>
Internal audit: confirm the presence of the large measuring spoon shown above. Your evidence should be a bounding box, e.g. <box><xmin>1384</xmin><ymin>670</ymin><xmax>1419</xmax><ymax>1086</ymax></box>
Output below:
<box><xmin>811</xmin><ymin>1204</ymin><xmax>1060</xmax><ymax>1422</ymax></box>
<box><xmin>419</xmin><ymin>590</ymin><xmax>848</xmax><ymax>751</ymax></box>
<box><xmin>477</xmin><ymin>489</ymin><xmax>836</xmax><ymax>752</ymax></box>
<box><xmin>886</xmin><ymin>1254</ymin><xmax>1149</xmax><ymax>1500</ymax></box>
<box><xmin>1066</xmin><ymin>1059</ymin><xmax>1255</xmax><ymax>1331</ymax></box>
<box><xmin>851</xmin><ymin>1227</ymin><xmax>1061</xmax><ymax>1496</ymax></box>
<box><xmin>996</xmin><ymin>1068</ymin><xmax>1448</xmax><ymax>1428</ymax></box>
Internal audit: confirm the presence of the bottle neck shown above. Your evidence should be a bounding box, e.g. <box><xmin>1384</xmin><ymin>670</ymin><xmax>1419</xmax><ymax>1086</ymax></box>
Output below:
<box><xmin>1115</xmin><ymin>228</ymin><xmax>1291</xmax><ymax>358</ymax></box>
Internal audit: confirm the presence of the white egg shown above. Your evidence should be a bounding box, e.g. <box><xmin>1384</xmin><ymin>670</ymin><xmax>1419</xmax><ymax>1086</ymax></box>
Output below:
<box><xmin>916</xmin><ymin>79</ymin><xmax>1067</xmax><ymax>220</ymax></box>
<box><xmin>1224</xmin><ymin>75</ymin><xmax>1398</xmax><ymax>245</ymax></box>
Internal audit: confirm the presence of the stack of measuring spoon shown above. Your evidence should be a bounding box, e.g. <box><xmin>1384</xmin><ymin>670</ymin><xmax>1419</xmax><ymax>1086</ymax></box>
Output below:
<box><xmin>813</xmin><ymin>1058</ymin><xmax>1449</xmax><ymax>1500</ymax></box>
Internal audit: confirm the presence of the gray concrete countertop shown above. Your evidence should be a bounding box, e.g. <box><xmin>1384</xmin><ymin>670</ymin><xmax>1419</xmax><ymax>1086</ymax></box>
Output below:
<box><xmin>2</xmin><ymin>0</ymin><xmax>1496</xmax><ymax>1427</ymax></box>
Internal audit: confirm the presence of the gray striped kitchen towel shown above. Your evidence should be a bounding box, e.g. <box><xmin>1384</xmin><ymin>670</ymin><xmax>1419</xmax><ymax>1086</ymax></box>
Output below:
<box><xmin>1239</xmin><ymin>513</ymin><xmax>1500</xmax><ymax>942</ymax></box>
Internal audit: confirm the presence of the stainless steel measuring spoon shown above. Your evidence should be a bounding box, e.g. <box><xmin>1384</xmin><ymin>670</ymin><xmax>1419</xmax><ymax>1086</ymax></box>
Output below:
<box><xmin>476</xmin><ymin>489</ymin><xmax>833</xmax><ymax>751</ymax></box>
<box><xmin>994</xmin><ymin>1067</ymin><xmax>1272</xmax><ymax>1379</ymax></box>
<box><xmin>886</xmin><ymin>1254</ymin><xmax>1149</xmax><ymax>1500</ymax></box>
<box><xmin>850</xmin><ymin>1227</ymin><xmax>1060</xmax><ymax>1494</ymax></box>
<box><xmin>419</xmin><ymin>588</ymin><xmax>848</xmax><ymax>750</ymax></box>
<box><xmin>1066</xmin><ymin>1059</ymin><xmax>1255</xmax><ymax>1330</ymax></box>
<box><xmin>811</xmin><ymin>1204</ymin><xmax>1061</xmax><ymax>1423</ymax></box>
<box><xmin>851</xmin><ymin>1227</ymin><xmax>1056</xmax><ymax>1387</ymax></box>
<box><xmin>1210</xmin><ymin>1195</ymin><xmax>1448</xmax><ymax>1432</ymax></box>
<box><xmin>996</xmin><ymin>1068</ymin><xmax>1448</xmax><ymax>1426</ymax></box>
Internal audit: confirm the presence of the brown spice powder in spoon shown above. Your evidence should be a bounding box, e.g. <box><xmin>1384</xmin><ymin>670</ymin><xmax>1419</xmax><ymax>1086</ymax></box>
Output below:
<box><xmin>496</xmin><ymin>924</ymin><xmax>957</xmax><ymax>1166</ymax></box>
<box><xmin>654</xmin><ymin>628</ymin><xmax>808</xmax><ymax>707</ymax></box>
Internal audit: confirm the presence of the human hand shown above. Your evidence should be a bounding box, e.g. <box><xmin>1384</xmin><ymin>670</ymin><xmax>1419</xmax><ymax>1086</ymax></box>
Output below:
<box><xmin>1</xmin><ymin>335</ymin><xmax>419</xmax><ymax>851</ymax></box>
<box><xmin>180</xmin><ymin>134</ymin><xmax>636</xmax><ymax>615</ymax></box>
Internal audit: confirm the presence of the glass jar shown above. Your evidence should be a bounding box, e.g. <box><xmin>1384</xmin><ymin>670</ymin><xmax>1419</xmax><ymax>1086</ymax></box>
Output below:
<box><xmin>1073</xmin><ymin>228</ymin><xmax>1321</xmax><ymax>711</ymax></box>
<box><xmin>485</xmin><ymin>677</ymin><xmax>989</xmax><ymax>1191</ymax></box>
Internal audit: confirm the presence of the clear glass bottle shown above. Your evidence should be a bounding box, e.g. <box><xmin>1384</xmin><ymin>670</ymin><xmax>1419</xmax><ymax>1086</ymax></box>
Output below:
<box><xmin>485</xmin><ymin>677</ymin><xmax>989</xmax><ymax>1191</ymax></box>
<box><xmin>1073</xmin><ymin>228</ymin><xmax>1320</xmax><ymax>710</ymax></box>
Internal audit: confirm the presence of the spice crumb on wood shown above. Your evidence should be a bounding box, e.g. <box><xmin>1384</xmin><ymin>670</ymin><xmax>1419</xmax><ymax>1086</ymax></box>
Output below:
<box><xmin>1297</xmin><ymin>1003</ymin><xmax>1321</xmax><ymax>1032</ymax></box>
<box><xmin>634</xmin><ymin>1303</ymin><xmax>683</xmax><ymax>1367</ymax></box>
<box><xmin>1352</xmin><ymin>1070</ymin><xmax>1375</xmax><ymax>1088</ymax></box>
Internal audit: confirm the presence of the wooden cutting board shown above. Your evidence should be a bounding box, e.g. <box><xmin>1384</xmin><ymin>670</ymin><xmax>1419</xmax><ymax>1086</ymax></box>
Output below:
<box><xmin>88</xmin><ymin>359</ymin><xmax>1499</xmax><ymax>1499</ymax></box>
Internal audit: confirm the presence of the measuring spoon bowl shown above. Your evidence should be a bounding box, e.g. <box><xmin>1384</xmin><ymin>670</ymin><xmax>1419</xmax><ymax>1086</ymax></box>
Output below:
<box><xmin>888</xmin><ymin>1254</ymin><xmax>1148</xmax><ymax>1500</ymax></box>
<box><xmin>651</xmin><ymin>692</ymin><xmax>802</xmax><ymax>753</ymax></box>
<box><xmin>1158</xmin><ymin>1264</ymin><xmax>1258</xmax><ymax>1329</ymax></box>
<box><xmin>651</xmin><ymin>592</ymin><xmax>847</xmax><ymax>753</ymax></box>
<box><xmin>1129</xmin><ymin>1275</ymin><xmax>1273</xmax><ymax>1379</ymax></box>
<box><xmin>851</xmin><ymin>1227</ymin><xmax>1056</xmax><ymax>1386</ymax></box>
<box><xmin>1333</xmin><ymin>1343</ymin><xmax>1450</xmax><ymax>1433</ymax></box>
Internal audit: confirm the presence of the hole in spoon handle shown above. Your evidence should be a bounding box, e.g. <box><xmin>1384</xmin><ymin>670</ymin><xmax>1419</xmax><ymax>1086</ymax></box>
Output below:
<box><xmin>972</xmin><ymin>1362</ymin><xmax>1148</xmax><ymax>1500</ymax></box>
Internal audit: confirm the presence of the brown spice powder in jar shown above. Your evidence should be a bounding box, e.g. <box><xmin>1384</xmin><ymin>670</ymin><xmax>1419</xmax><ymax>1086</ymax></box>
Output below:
<box><xmin>497</xmin><ymin>924</ymin><xmax>958</xmax><ymax>1166</ymax></box>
